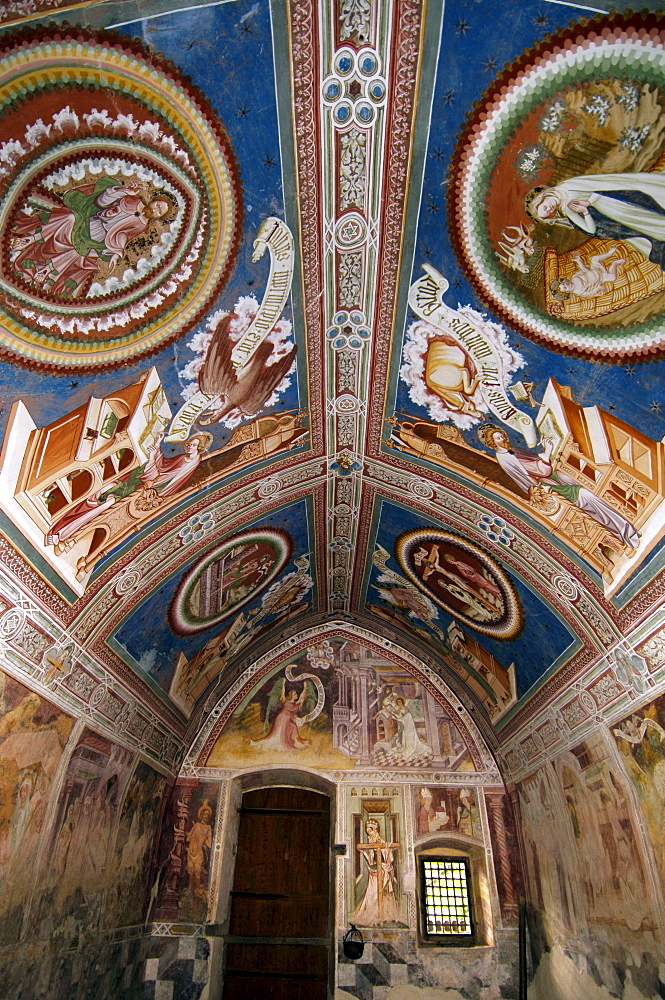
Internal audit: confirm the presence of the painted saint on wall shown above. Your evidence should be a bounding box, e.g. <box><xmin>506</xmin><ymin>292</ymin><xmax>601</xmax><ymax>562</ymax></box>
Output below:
<box><xmin>154</xmin><ymin>780</ymin><xmax>220</xmax><ymax>924</ymax></box>
<box><xmin>186</xmin><ymin>799</ymin><xmax>214</xmax><ymax>903</ymax></box>
<box><xmin>354</xmin><ymin>818</ymin><xmax>401</xmax><ymax>925</ymax></box>
<box><xmin>351</xmin><ymin>798</ymin><xmax>404</xmax><ymax>928</ymax></box>
<box><xmin>414</xmin><ymin>786</ymin><xmax>477</xmax><ymax>837</ymax></box>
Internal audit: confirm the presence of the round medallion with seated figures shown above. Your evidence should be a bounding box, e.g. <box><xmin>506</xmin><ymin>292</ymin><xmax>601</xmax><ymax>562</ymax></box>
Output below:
<box><xmin>0</xmin><ymin>26</ymin><xmax>242</xmax><ymax>371</ymax></box>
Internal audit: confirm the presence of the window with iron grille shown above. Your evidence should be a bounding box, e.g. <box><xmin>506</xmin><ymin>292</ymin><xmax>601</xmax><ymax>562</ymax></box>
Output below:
<box><xmin>420</xmin><ymin>857</ymin><xmax>474</xmax><ymax>942</ymax></box>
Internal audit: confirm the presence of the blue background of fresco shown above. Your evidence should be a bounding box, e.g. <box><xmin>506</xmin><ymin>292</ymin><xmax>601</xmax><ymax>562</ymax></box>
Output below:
<box><xmin>0</xmin><ymin>0</ymin><xmax>301</xmax><ymax>469</ymax></box>
<box><xmin>111</xmin><ymin>496</ymin><xmax>314</xmax><ymax>694</ymax></box>
<box><xmin>387</xmin><ymin>0</ymin><xmax>665</xmax><ymax>596</ymax></box>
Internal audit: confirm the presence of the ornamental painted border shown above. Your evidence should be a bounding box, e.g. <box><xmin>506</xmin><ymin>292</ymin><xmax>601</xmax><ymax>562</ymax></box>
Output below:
<box><xmin>168</xmin><ymin>527</ymin><xmax>293</xmax><ymax>636</ymax></box>
<box><xmin>449</xmin><ymin>12</ymin><xmax>665</xmax><ymax>360</ymax></box>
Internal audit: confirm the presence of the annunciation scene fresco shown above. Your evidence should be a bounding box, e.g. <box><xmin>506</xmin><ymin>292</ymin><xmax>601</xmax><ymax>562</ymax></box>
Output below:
<box><xmin>0</xmin><ymin>1</ymin><xmax>663</xmax><ymax>1000</ymax></box>
<box><xmin>206</xmin><ymin>639</ymin><xmax>477</xmax><ymax>771</ymax></box>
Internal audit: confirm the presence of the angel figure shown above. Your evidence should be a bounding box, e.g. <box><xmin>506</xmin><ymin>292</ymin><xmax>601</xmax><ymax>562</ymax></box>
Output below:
<box><xmin>613</xmin><ymin>714</ymin><xmax>665</xmax><ymax>747</ymax></box>
<box><xmin>250</xmin><ymin>677</ymin><xmax>316</xmax><ymax>751</ymax></box>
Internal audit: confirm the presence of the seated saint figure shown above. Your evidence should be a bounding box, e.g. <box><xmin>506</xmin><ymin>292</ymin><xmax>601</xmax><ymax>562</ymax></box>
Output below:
<box><xmin>10</xmin><ymin>176</ymin><xmax>173</xmax><ymax>297</ymax></box>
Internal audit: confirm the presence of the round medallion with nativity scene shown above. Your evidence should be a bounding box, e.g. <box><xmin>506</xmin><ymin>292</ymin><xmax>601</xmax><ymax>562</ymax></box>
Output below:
<box><xmin>395</xmin><ymin>528</ymin><xmax>523</xmax><ymax>639</ymax></box>
<box><xmin>450</xmin><ymin>12</ymin><xmax>665</xmax><ymax>359</ymax></box>
<box><xmin>0</xmin><ymin>27</ymin><xmax>241</xmax><ymax>371</ymax></box>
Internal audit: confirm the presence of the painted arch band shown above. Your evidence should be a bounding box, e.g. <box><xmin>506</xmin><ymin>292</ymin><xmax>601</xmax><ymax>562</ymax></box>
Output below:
<box><xmin>396</xmin><ymin>528</ymin><xmax>523</xmax><ymax>640</ymax></box>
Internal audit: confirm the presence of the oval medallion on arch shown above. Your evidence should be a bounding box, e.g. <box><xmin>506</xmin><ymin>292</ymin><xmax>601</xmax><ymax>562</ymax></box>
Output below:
<box><xmin>395</xmin><ymin>528</ymin><xmax>523</xmax><ymax>640</ymax></box>
<box><xmin>169</xmin><ymin>527</ymin><xmax>292</xmax><ymax>636</ymax></box>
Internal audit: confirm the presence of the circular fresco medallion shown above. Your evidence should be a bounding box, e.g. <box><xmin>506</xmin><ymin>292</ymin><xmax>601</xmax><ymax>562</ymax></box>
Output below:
<box><xmin>0</xmin><ymin>27</ymin><xmax>242</xmax><ymax>371</ymax></box>
<box><xmin>395</xmin><ymin>528</ymin><xmax>522</xmax><ymax>639</ymax></box>
<box><xmin>169</xmin><ymin>528</ymin><xmax>292</xmax><ymax>636</ymax></box>
<box><xmin>450</xmin><ymin>13</ymin><xmax>665</xmax><ymax>359</ymax></box>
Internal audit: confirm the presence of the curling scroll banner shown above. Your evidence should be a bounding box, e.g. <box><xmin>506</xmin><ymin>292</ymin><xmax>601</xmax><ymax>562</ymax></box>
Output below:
<box><xmin>231</xmin><ymin>217</ymin><xmax>294</xmax><ymax>370</ymax></box>
<box><xmin>408</xmin><ymin>265</ymin><xmax>536</xmax><ymax>446</ymax></box>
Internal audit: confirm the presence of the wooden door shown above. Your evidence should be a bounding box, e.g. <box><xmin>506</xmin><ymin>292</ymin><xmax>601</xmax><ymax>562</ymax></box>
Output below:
<box><xmin>223</xmin><ymin>786</ymin><xmax>331</xmax><ymax>1000</ymax></box>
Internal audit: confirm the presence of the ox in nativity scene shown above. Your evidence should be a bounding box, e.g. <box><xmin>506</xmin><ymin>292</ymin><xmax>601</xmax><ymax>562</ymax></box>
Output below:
<box><xmin>476</xmin><ymin>68</ymin><xmax>665</xmax><ymax>335</ymax></box>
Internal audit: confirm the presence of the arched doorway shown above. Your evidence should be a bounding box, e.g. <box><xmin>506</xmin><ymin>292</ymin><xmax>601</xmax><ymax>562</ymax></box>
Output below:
<box><xmin>222</xmin><ymin>784</ymin><xmax>333</xmax><ymax>999</ymax></box>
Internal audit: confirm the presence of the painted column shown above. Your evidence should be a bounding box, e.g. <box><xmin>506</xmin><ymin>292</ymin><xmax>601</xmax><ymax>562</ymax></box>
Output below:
<box><xmin>155</xmin><ymin>778</ymin><xmax>198</xmax><ymax>921</ymax></box>
<box><xmin>423</xmin><ymin>690</ymin><xmax>442</xmax><ymax>759</ymax></box>
<box><xmin>486</xmin><ymin>790</ymin><xmax>519</xmax><ymax>923</ymax></box>
<box><xmin>357</xmin><ymin>666</ymin><xmax>374</xmax><ymax>760</ymax></box>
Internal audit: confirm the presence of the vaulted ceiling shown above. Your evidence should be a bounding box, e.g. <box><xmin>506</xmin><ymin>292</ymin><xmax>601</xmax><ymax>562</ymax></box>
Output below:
<box><xmin>0</xmin><ymin>0</ymin><xmax>663</xmax><ymax>772</ymax></box>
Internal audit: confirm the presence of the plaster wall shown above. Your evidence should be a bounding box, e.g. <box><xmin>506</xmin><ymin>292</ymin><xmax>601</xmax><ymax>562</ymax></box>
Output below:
<box><xmin>0</xmin><ymin>666</ymin><xmax>171</xmax><ymax>1000</ymax></box>
<box><xmin>145</xmin><ymin>766</ymin><xmax>519</xmax><ymax>1000</ymax></box>
<box><xmin>507</xmin><ymin>613</ymin><xmax>665</xmax><ymax>1000</ymax></box>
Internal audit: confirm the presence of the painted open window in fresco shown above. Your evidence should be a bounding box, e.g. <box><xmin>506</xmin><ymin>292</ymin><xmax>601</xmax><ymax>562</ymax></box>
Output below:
<box><xmin>420</xmin><ymin>857</ymin><xmax>474</xmax><ymax>943</ymax></box>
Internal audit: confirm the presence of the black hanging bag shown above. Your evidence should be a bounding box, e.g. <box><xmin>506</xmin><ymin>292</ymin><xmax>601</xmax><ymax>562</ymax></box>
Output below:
<box><xmin>343</xmin><ymin>924</ymin><xmax>364</xmax><ymax>960</ymax></box>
